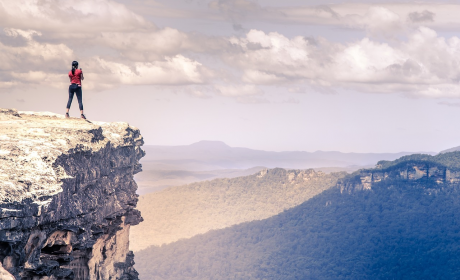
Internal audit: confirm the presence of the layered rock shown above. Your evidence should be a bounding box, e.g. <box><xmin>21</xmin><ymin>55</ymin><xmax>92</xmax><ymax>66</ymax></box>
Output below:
<box><xmin>338</xmin><ymin>160</ymin><xmax>460</xmax><ymax>194</ymax></box>
<box><xmin>0</xmin><ymin>109</ymin><xmax>144</xmax><ymax>280</ymax></box>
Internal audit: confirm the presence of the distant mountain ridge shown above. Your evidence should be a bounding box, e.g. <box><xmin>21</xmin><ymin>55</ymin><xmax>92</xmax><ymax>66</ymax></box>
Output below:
<box><xmin>136</xmin><ymin>141</ymin><xmax>421</xmax><ymax>193</ymax></box>
<box><xmin>135</xmin><ymin>151</ymin><xmax>460</xmax><ymax>280</ymax></box>
<box><xmin>439</xmin><ymin>145</ymin><xmax>460</xmax><ymax>154</ymax></box>
<box><xmin>142</xmin><ymin>140</ymin><xmax>424</xmax><ymax>170</ymax></box>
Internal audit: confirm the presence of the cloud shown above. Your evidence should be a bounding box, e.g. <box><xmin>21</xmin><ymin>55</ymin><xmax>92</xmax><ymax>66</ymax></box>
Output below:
<box><xmin>276</xmin><ymin>5</ymin><xmax>404</xmax><ymax>38</ymax></box>
<box><xmin>0</xmin><ymin>0</ymin><xmax>150</xmax><ymax>34</ymax></box>
<box><xmin>0</xmin><ymin>0</ymin><xmax>228</xmax><ymax>57</ymax></box>
<box><xmin>208</xmin><ymin>0</ymin><xmax>264</xmax><ymax>21</ymax></box>
<box><xmin>0</xmin><ymin>27</ymin><xmax>211</xmax><ymax>90</ymax></box>
<box><xmin>0</xmin><ymin>81</ymin><xmax>17</xmax><ymax>89</ymax></box>
<box><xmin>3</xmin><ymin>0</ymin><xmax>460</xmax><ymax>100</ymax></box>
<box><xmin>0</xmin><ymin>28</ymin><xmax>73</xmax><ymax>70</ymax></box>
<box><xmin>0</xmin><ymin>0</ymin><xmax>223</xmax><ymax>90</ymax></box>
<box><xmin>232</xmin><ymin>23</ymin><xmax>245</xmax><ymax>32</ymax></box>
<box><xmin>125</xmin><ymin>56</ymin><xmax>207</xmax><ymax>84</ymax></box>
<box><xmin>0</xmin><ymin>28</ymin><xmax>73</xmax><ymax>88</ymax></box>
<box><xmin>230</xmin><ymin>3</ymin><xmax>460</xmax><ymax>33</ymax></box>
<box><xmin>97</xmin><ymin>28</ymin><xmax>230</xmax><ymax>60</ymax></box>
<box><xmin>226</xmin><ymin>30</ymin><xmax>313</xmax><ymax>82</ymax></box>
<box><xmin>84</xmin><ymin>55</ymin><xmax>210</xmax><ymax>89</ymax></box>
<box><xmin>242</xmin><ymin>70</ymin><xmax>286</xmax><ymax>84</ymax></box>
<box><xmin>11</xmin><ymin>71</ymin><xmax>68</xmax><ymax>88</ymax></box>
<box><xmin>98</xmin><ymin>28</ymin><xmax>189</xmax><ymax>61</ymax></box>
<box><xmin>408</xmin><ymin>10</ymin><xmax>435</xmax><ymax>23</ymax></box>
<box><xmin>354</xmin><ymin>6</ymin><xmax>403</xmax><ymax>38</ymax></box>
<box><xmin>114</xmin><ymin>2</ymin><xmax>460</xmax><ymax>35</ymax></box>
<box><xmin>224</xmin><ymin>27</ymin><xmax>460</xmax><ymax>98</ymax></box>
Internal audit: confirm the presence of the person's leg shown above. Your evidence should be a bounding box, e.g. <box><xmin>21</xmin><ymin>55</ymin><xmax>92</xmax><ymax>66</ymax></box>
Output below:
<box><xmin>66</xmin><ymin>85</ymin><xmax>75</xmax><ymax>114</ymax></box>
<box><xmin>76</xmin><ymin>87</ymin><xmax>83</xmax><ymax>113</ymax></box>
<box><xmin>76</xmin><ymin>87</ymin><xmax>86</xmax><ymax>119</ymax></box>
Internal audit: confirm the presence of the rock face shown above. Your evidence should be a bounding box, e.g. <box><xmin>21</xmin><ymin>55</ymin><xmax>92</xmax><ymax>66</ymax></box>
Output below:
<box><xmin>338</xmin><ymin>160</ymin><xmax>460</xmax><ymax>194</ymax></box>
<box><xmin>0</xmin><ymin>109</ymin><xmax>144</xmax><ymax>280</ymax></box>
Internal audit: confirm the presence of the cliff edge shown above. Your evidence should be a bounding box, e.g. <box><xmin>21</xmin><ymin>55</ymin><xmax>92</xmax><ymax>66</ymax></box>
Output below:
<box><xmin>0</xmin><ymin>109</ymin><xmax>144</xmax><ymax>280</ymax></box>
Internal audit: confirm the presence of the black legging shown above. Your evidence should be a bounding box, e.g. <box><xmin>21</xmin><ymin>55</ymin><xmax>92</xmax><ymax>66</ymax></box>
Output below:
<box><xmin>67</xmin><ymin>84</ymin><xmax>83</xmax><ymax>110</ymax></box>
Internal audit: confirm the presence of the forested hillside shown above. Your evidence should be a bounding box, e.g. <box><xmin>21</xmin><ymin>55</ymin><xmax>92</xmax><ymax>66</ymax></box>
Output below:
<box><xmin>136</xmin><ymin>152</ymin><xmax>460</xmax><ymax>280</ymax></box>
<box><xmin>130</xmin><ymin>168</ymin><xmax>345</xmax><ymax>251</ymax></box>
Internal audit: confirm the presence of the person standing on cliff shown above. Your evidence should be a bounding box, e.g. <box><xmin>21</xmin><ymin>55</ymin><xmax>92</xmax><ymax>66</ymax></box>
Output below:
<box><xmin>66</xmin><ymin>61</ymin><xmax>86</xmax><ymax>119</ymax></box>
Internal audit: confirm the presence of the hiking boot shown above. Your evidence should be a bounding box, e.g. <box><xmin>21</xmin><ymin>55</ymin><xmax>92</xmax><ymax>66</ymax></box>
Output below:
<box><xmin>65</xmin><ymin>113</ymin><xmax>70</xmax><ymax>118</ymax></box>
<box><xmin>81</xmin><ymin>114</ymin><xmax>86</xmax><ymax>120</ymax></box>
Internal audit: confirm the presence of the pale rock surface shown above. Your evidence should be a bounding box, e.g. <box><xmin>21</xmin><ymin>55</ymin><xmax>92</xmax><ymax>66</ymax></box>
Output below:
<box><xmin>0</xmin><ymin>109</ymin><xmax>144</xmax><ymax>280</ymax></box>
<box><xmin>338</xmin><ymin>162</ymin><xmax>460</xmax><ymax>193</ymax></box>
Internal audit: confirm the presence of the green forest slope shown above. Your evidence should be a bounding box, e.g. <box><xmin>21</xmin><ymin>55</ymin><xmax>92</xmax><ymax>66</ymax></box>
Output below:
<box><xmin>130</xmin><ymin>168</ymin><xmax>345</xmax><ymax>251</ymax></box>
<box><xmin>135</xmin><ymin>152</ymin><xmax>460</xmax><ymax>279</ymax></box>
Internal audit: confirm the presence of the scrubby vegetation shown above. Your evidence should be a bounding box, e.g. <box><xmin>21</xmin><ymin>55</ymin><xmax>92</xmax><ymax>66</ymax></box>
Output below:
<box><xmin>376</xmin><ymin>151</ymin><xmax>460</xmax><ymax>170</ymax></box>
<box><xmin>130</xmin><ymin>168</ymin><xmax>345</xmax><ymax>251</ymax></box>
<box><xmin>135</xmin><ymin>152</ymin><xmax>460</xmax><ymax>280</ymax></box>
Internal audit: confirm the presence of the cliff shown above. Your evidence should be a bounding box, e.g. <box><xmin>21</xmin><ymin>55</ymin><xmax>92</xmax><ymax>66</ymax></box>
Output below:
<box><xmin>338</xmin><ymin>153</ymin><xmax>460</xmax><ymax>194</ymax></box>
<box><xmin>0</xmin><ymin>109</ymin><xmax>144</xmax><ymax>280</ymax></box>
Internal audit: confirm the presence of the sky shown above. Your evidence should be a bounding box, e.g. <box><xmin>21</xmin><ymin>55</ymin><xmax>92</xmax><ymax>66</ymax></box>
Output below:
<box><xmin>1</xmin><ymin>0</ymin><xmax>460</xmax><ymax>153</ymax></box>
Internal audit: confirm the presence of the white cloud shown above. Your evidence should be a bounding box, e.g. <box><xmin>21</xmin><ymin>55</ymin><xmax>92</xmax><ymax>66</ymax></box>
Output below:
<box><xmin>353</xmin><ymin>6</ymin><xmax>403</xmax><ymax>38</ymax></box>
<box><xmin>0</xmin><ymin>0</ymin><xmax>228</xmax><ymax>58</ymax></box>
<box><xmin>226</xmin><ymin>30</ymin><xmax>314</xmax><ymax>82</ymax></box>
<box><xmin>0</xmin><ymin>0</ymin><xmax>221</xmax><ymax>90</ymax></box>
<box><xmin>0</xmin><ymin>0</ymin><xmax>150</xmax><ymax>33</ymax></box>
<box><xmin>3</xmin><ymin>0</ymin><xmax>460</xmax><ymax>100</ymax></box>
<box><xmin>225</xmin><ymin>27</ymin><xmax>460</xmax><ymax>98</ymax></box>
<box><xmin>0</xmin><ymin>27</ymin><xmax>210</xmax><ymax>90</ymax></box>
<box><xmin>0</xmin><ymin>28</ymin><xmax>73</xmax><ymax>88</ymax></box>
<box><xmin>10</xmin><ymin>71</ymin><xmax>69</xmax><ymax>89</ymax></box>
<box><xmin>0</xmin><ymin>28</ymin><xmax>74</xmax><ymax>69</ymax></box>
<box><xmin>96</xmin><ymin>55</ymin><xmax>208</xmax><ymax>85</ymax></box>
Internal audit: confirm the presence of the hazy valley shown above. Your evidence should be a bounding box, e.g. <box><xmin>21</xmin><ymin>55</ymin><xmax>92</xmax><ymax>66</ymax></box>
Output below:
<box><xmin>135</xmin><ymin>151</ymin><xmax>460</xmax><ymax>280</ymax></box>
<box><xmin>131</xmin><ymin>168</ymin><xmax>345</xmax><ymax>251</ymax></box>
<box><xmin>131</xmin><ymin>141</ymin><xmax>443</xmax><ymax>278</ymax></box>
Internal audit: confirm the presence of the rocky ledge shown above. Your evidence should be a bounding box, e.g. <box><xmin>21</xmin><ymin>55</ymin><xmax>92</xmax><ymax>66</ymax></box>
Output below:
<box><xmin>0</xmin><ymin>109</ymin><xmax>144</xmax><ymax>280</ymax></box>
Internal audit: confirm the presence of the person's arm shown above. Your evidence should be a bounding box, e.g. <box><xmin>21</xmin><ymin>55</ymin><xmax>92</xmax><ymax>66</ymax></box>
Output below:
<box><xmin>80</xmin><ymin>68</ymin><xmax>84</xmax><ymax>80</ymax></box>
